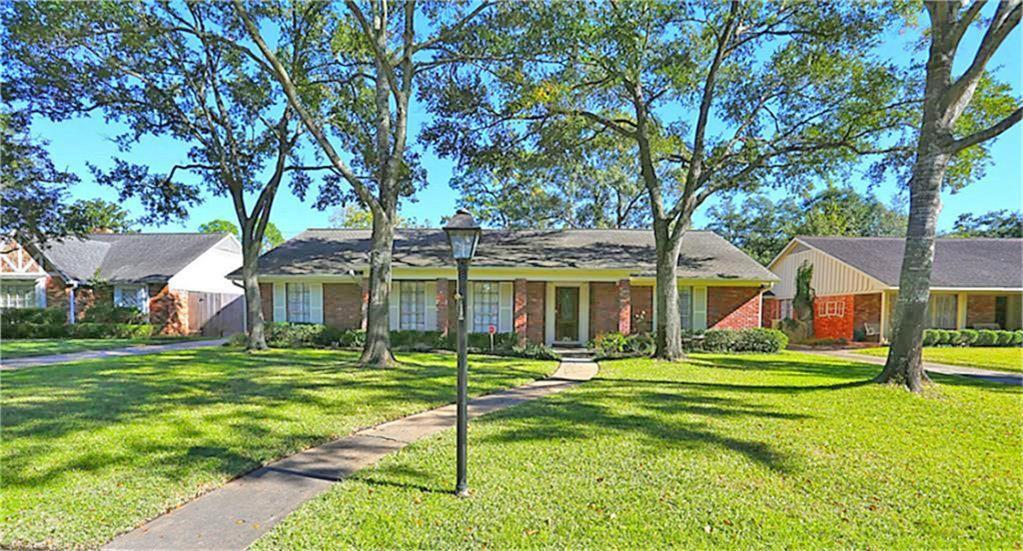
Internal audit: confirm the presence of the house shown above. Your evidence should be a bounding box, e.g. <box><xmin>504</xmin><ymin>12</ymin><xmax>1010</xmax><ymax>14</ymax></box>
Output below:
<box><xmin>0</xmin><ymin>233</ymin><xmax>245</xmax><ymax>335</ymax></box>
<box><xmin>251</xmin><ymin>228</ymin><xmax>779</xmax><ymax>346</ymax></box>
<box><xmin>764</xmin><ymin>236</ymin><xmax>1023</xmax><ymax>342</ymax></box>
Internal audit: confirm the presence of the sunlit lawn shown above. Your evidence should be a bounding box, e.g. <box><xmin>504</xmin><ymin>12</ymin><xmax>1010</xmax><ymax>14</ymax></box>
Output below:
<box><xmin>0</xmin><ymin>347</ymin><xmax>556</xmax><ymax>549</ymax></box>
<box><xmin>256</xmin><ymin>352</ymin><xmax>1022</xmax><ymax>549</ymax></box>
<box><xmin>0</xmin><ymin>337</ymin><xmax>200</xmax><ymax>359</ymax></box>
<box><xmin>856</xmin><ymin>346</ymin><xmax>1023</xmax><ymax>373</ymax></box>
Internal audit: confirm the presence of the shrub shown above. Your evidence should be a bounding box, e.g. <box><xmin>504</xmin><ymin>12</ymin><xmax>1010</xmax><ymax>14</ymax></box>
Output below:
<box><xmin>338</xmin><ymin>329</ymin><xmax>366</xmax><ymax>348</ymax></box>
<box><xmin>922</xmin><ymin>329</ymin><xmax>940</xmax><ymax>346</ymax></box>
<box><xmin>702</xmin><ymin>329</ymin><xmax>740</xmax><ymax>352</ymax></box>
<box><xmin>264</xmin><ymin>322</ymin><xmax>325</xmax><ymax>348</ymax></box>
<box><xmin>995</xmin><ymin>330</ymin><xmax>1014</xmax><ymax>346</ymax></box>
<box><xmin>958</xmin><ymin>329</ymin><xmax>979</xmax><ymax>346</ymax></box>
<box><xmin>590</xmin><ymin>332</ymin><xmax>628</xmax><ymax>357</ymax></box>
<box><xmin>624</xmin><ymin>333</ymin><xmax>656</xmax><ymax>356</ymax></box>
<box><xmin>1013</xmin><ymin>330</ymin><xmax>1023</xmax><ymax>346</ymax></box>
<box><xmin>1</xmin><ymin>321</ymin><xmax>69</xmax><ymax>339</ymax></box>
<box><xmin>391</xmin><ymin>330</ymin><xmax>447</xmax><ymax>351</ymax></box>
<box><xmin>82</xmin><ymin>304</ymin><xmax>147</xmax><ymax>324</ymax></box>
<box><xmin>464</xmin><ymin>332</ymin><xmax>519</xmax><ymax>353</ymax></box>
<box><xmin>67</xmin><ymin>322</ymin><xmax>153</xmax><ymax>339</ymax></box>
<box><xmin>510</xmin><ymin>342</ymin><xmax>561</xmax><ymax>361</ymax></box>
<box><xmin>975</xmin><ymin>329</ymin><xmax>998</xmax><ymax>346</ymax></box>
<box><xmin>734</xmin><ymin>328</ymin><xmax>789</xmax><ymax>353</ymax></box>
<box><xmin>2</xmin><ymin>307</ymin><xmax>66</xmax><ymax>325</ymax></box>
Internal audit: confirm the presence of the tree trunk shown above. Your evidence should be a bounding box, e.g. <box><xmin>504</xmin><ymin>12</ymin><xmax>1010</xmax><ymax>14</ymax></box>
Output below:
<box><xmin>240</xmin><ymin>236</ymin><xmax>267</xmax><ymax>350</ymax></box>
<box><xmin>360</xmin><ymin>213</ymin><xmax>396</xmax><ymax>367</ymax></box>
<box><xmin>876</xmin><ymin>141</ymin><xmax>949</xmax><ymax>391</ymax></box>
<box><xmin>653</xmin><ymin>219</ymin><xmax>684</xmax><ymax>360</ymax></box>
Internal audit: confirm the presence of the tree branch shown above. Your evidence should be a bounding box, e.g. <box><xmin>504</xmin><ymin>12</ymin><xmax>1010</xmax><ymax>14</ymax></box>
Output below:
<box><xmin>947</xmin><ymin>106</ymin><xmax>1023</xmax><ymax>152</ymax></box>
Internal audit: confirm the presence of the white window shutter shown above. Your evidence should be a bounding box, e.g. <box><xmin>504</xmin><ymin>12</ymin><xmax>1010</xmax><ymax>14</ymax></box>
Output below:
<box><xmin>310</xmin><ymin>283</ymin><xmax>323</xmax><ymax>323</ymax></box>
<box><xmin>35</xmin><ymin>278</ymin><xmax>46</xmax><ymax>308</ymax></box>
<box><xmin>693</xmin><ymin>286</ymin><xmax>708</xmax><ymax>330</ymax></box>
<box><xmin>425</xmin><ymin>281</ymin><xmax>437</xmax><ymax>331</ymax></box>
<box><xmin>498</xmin><ymin>282</ymin><xmax>513</xmax><ymax>333</ymax></box>
<box><xmin>389</xmin><ymin>281</ymin><xmax>400</xmax><ymax>330</ymax></box>
<box><xmin>114</xmin><ymin>286</ymin><xmax>122</xmax><ymax>306</ymax></box>
<box><xmin>138</xmin><ymin>286</ymin><xmax>150</xmax><ymax>314</ymax></box>
<box><xmin>273</xmin><ymin>282</ymin><xmax>286</xmax><ymax>322</ymax></box>
<box><xmin>465</xmin><ymin>281</ymin><xmax>474</xmax><ymax>332</ymax></box>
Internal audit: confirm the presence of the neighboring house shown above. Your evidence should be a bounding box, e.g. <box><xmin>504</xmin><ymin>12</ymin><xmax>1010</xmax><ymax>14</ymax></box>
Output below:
<box><xmin>0</xmin><ymin>233</ymin><xmax>245</xmax><ymax>336</ymax></box>
<box><xmin>765</xmin><ymin>236</ymin><xmax>1023</xmax><ymax>343</ymax></box>
<box><xmin>250</xmin><ymin>228</ymin><xmax>779</xmax><ymax>346</ymax></box>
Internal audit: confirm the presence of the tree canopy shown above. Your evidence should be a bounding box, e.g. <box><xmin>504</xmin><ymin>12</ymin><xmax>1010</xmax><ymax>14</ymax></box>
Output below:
<box><xmin>948</xmin><ymin>209</ymin><xmax>1022</xmax><ymax>238</ymax></box>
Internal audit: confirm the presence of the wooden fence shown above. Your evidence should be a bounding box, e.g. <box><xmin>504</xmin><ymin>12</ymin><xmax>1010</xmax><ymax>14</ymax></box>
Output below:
<box><xmin>187</xmin><ymin>291</ymin><xmax>245</xmax><ymax>337</ymax></box>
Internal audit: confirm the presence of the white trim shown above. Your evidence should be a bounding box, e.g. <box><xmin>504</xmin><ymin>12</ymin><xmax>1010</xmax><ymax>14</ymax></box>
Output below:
<box><xmin>389</xmin><ymin>281</ymin><xmax>401</xmax><ymax>331</ymax></box>
<box><xmin>256</xmin><ymin>270</ymin><xmax>776</xmax><ymax>286</ymax></box>
<box><xmin>34</xmin><ymin>277</ymin><xmax>47</xmax><ymax>308</ymax></box>
<box><xmin>498</xmin><ymin>281</ymin><xmax>513</xmax><ymax>332</ymax></box>
<box><xmin>310</xmin><ymin>282</ymin><xmax>323</xmax><ymax>323</ymax></box>
<box><xmin>425</xmin><ymin>280</ymin><xmax>437</xmax><ymax>330</ymax></box>
<box><xmin>543</xmin><ymin>281</ymin><xmax>589</xmax><ymax>346</ymax></box>
<box><xmin>692</xmin><ymin>286</ymin><xmax>707</xmax><ymax>331</ymax></box>
<box><xmin>273</xmin><ymin>282</ymin><xmax>286</xmax><ymax>321</ymax></box>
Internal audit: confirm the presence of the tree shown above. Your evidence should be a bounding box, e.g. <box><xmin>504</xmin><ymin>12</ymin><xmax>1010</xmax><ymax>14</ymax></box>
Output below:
<box><xmin>328</xmin><ymin>205</ymin><xmax>422</xmax><ymax>230</ymax></box>
<box><xmin>198</xmin><ymin>218</ymin><xmax>285</xmax><ymax>251</ymax></box>
<box><xmin>234</xmin><ymin>0</ymin><xmax>492</xmax><ymax>366</ymax></box>
<box><xmin>948</xmin><ymin>210</ymin><xmax>1022</xmax><ymax>238</ymax></box>
<box><xmin>428</xmin><ymin>1</ymin><xmax>908</xmax><ymax>358</ymax></box>
<box><xmin>877</xmin><ymin>1</ymin><xmax>1021</xmax><ymax>392</ymax></box>
<box><xmin>65</xmin><ymin>198</ymin><xmax>136</xmax><ymax>233</ymax></box>
<box><xmin>0</xmin><ymin>109</ymin><xmax>81</xmax><ymax>244</ymax></box>
<box><xmin>706</xmin><ymin>187</ymin><xmax>907</xmax><ymax>264</ymax></box>
<box><xmin>4</xmin><ymin>2</ymin><xmax>329</xmax><ymax>350</ymax></box>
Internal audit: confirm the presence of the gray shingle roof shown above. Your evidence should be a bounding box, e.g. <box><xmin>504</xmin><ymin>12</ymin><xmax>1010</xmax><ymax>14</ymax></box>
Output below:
<box><xmin>798</xmin><ymin>236</ymin><xmax>1023</xmax><ymax>289</ymax></box>
<box><xmin>39</xmin><ymin>233</ymin><xmax>230</xmax><ymax>284</ymax></box>
<box><xmin>256</xmin><ymin>228</ymin><xmax>779</xmax><ymax>281</ymax></box>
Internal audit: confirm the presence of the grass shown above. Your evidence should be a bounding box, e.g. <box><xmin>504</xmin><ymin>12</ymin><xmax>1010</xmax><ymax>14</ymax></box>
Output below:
<box><xmin>856</xmin><ymin>346</ymin><xmax>1023</xmax><ymax>373</ymax></box>
<box><xmin>0</xmin><ymin>347</ymin><xmax>556</xmax><ymax>549</ymax></box>
<box><xmin>255</xmin><ymin>352</ymin><xmax>1022</xmax><ymax>550</ymax></box>
<box><xmin>0</xmin><ymin>337</ymin><xmax>202</xmax><ymax>359</ymax></box>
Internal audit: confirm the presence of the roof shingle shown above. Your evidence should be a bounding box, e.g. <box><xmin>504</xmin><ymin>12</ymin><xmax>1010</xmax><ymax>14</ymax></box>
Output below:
<box><xmin>39</xmin><ymin>233</ymin><xmax>230</xmax><ymax>283</ymax></box>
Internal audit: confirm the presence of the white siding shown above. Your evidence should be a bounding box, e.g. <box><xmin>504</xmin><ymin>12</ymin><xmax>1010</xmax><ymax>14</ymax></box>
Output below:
<box><xmin>388</xmin><ymin>282</ymin><xmax>401</xmax><ymax>330</ymax></box>
<box><xmin>425</xmin><ymin>281</ymin><xmax>437</xmax><ymax>330</ymax></box>
<box><xmin>273</xmin><ymin>282</ymin><xmax>286</xmax><ymax>321</ymax></box>
<box><xmin>771</xmin><ymin>245</ymin><xmax>886</xmax><ymax>299</ymax></box>
<box><xmin>692</xmin><ymin>285</ymin><xmax>707</xmax><ymax>330</ymax></box>
<box><xmin>167</xmin><ymin>235</ymin><xmax>244</xmax><ymax>294</ymax></box>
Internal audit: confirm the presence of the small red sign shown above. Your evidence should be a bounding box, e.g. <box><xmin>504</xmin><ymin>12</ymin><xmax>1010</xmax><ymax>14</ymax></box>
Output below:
<box><xmin>488</xmin><ymin>324</ymin><xmax>497</xmax><ymax>334</ymax></box>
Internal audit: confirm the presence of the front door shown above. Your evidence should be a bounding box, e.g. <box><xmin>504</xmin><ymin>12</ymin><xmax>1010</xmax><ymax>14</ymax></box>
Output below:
<box><xmin>555</xmin><ymin>286</ymin><xmax>580</xmax><ymax>342</ymax></box>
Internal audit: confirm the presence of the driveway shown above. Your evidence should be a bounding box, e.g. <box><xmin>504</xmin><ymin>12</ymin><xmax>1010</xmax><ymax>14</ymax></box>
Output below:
<box><xmin>0</xmin><ymin>338</ymin><xmax>230</xmax><ymax>370</ymax></box>
<box><xmin>804</xmin><ymin>348</ymin><xmax>1022</xmax><ymax>386</ymax></box>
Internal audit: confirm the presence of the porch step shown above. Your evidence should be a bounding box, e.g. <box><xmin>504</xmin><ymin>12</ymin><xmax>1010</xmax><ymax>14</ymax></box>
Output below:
<box><xmin>553</xmin><ymin>346</ymin><xmax>593</xmax><ymax>359</ymax></box>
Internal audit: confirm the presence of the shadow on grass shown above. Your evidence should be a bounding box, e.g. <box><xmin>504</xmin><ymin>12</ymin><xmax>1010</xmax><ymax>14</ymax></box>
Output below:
<box><xmin>1</xmin><ymin>348</ymin><xmax>550</xmax><ymax>491</ymax></box>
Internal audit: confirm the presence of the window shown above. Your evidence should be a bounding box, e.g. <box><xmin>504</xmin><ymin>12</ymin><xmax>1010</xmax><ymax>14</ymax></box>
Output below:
<box><xmin>928</xmin><ymin>294</ymin><xmax>956</xmax><ymax>329</ymax></box>
<box><xmin>399</xmin><ymin>281</ymin><xmax>427</xmax><ymax>330</ymax></box>
<box><xmin>286</xmin><ymin>283</ymin><xmax>311</xmax><ymax>323</ymax></box>
<box><xmin>779</xmin><ymin>299</ymin><xmax>793</xmax><ymax>320</ymax></box>
<box><xmin>816</xmin><ymin>298</ymin><xmax>846</xmax><ymax>318</ymax></box>
<box><xmin>472</xmin><ymin>282</ymin><xmax>500</xmax><ymax>333</ymax></box>
<box><xmin>678</xmin><ymin>286</ymin><xmax>693</xmax><ymax>330</ymax></box>
<box><xmin>114</xmin><ymin>285</ymin><xmax>148</xmax><ymax>312</ymax></box>
<box><xmin>0</xmin><ymin>282</ymin><xmax>36</xmax><ymax>309</ymax></box>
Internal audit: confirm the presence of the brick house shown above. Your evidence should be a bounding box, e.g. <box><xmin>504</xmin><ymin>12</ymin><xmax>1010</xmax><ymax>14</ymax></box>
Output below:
<box><xmin>1</xmin><ymin>233</ymin><xmax>245</xmax><ymax>336</ymax></box>
<box><xmin>250</xmin><ymin>229</ymin><xmax>778</xmax><ymax>346</ymax></box>
<box><xmin>765</xmin><ymin>237</ymin><xmax>1023</xmax><ymax>342</ymax></box>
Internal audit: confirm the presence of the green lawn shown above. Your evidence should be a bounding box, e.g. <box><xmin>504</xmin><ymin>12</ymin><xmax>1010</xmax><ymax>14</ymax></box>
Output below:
<box><xmin>0</xmin><ymin>337</ymin><xmax>202</xmax><ymax>359</ymax></box>
<box><xmin>255</xmin><ymin>352</ymin><xmax>1022</xmax><ymax>549</ymax></box>
<box><xmin>0</xmin><ymin>347</ymin><xmax>556</xmax><ymax>549</ymax></box>
<box><xmin>856</xmin><ymin>346</ymin><xmax>1023</xmax><ymax>373</ymax></box>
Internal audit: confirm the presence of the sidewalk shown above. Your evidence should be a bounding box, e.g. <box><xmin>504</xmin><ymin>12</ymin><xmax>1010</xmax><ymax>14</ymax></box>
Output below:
<box><xmin>0</xmin><ymin>338</ymin><xmax>230</xmax><ymax>370</ymax></box>
<box><xmin>105</xmin><ymin>356</ymin><xmax>599</xmax><ymax>550</ymax></box>
<box><xmin>805</xmin><ymin>348</ymin><xmax>1022</xmax><ymax>386</ymax></box>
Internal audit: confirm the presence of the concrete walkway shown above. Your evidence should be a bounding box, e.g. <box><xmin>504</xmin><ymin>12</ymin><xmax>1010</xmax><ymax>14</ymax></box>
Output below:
<box><xmin>105</xmin><ymin>355</ymin><xmax>599</xmax><ymax>550</ymax></box>
<box><xmin>0</xmin><ymin>337</ymin><xmax>230</xmax><ymax>370</ymax></box>
<box><xmin>805</xmin><ymin>349</ymin><xmax>1022</xmax><ymax>386</ymax></box>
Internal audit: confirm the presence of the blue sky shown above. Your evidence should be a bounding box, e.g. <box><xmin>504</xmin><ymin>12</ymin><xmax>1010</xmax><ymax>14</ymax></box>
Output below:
<box><xmin>30</xmin><ymin>13</ymin><xmax>1022</xmax><ymax>240</ymax></box>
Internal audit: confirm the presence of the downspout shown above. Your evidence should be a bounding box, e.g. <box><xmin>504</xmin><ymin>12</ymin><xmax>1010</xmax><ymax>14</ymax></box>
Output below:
<box><xmin>68</xmin><ymin>282</ymin><xmax>78</xmax><ymax>324</ymax></box>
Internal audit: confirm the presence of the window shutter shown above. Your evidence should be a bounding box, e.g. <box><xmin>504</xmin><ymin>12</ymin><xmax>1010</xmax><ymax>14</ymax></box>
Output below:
<box><xmin>693</xmin><ymin>286</ymin><xmax>708</xmax><ymax>330</ymax></box>
<box><xmin>498</xmin><ymin>282</ymin><xmax>513</xmax><ymax>332</ymax></box>
<box><xmin>465</xmin><ymin>282</ymin><xmax>474</xmax><ymax>332</ymax></box>
<box><xmin>310</xmin><ymin>283</ymin><xmax>323</xmax><ymax>323</ymax></box>
<box><xmin>273</xmin><ymin>282</ymin><xmax>286</xmax><ymax>322</ymax></box>
<box><xmin>113</xmin><ymin>286</ymin><xmax>122</xmax><ymax>306</ymax></box>
<box><xmin>425</xmin><ymin>281</ymin><xmax>437</xmax><ymax>331</ymax></box>
<box><xmin>138</xmin><ymin>286</ymin><xmax>150</xmax><ymax>314</ymax></box>
<box><xmin>35</xmin><ymin>278</ymin><xmax>46</xmax><ymax>308</ymax></box>
<box><xmin>389</xmin><ymin>281</ymin><xmax>400</xmax><ymax>331</ymax></box>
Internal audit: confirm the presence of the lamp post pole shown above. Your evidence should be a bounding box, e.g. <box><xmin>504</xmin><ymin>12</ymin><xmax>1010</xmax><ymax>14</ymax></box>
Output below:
<box><xmin>455</xmin><ymin>257</ymin><xmax>470</xmax><ymax>497</ymax></box>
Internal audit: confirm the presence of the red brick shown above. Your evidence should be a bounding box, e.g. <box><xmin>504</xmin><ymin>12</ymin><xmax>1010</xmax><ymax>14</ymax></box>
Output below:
<box><xmin>589</xmin><ymin>282</ymin><xmax>618</xmax><ymax>340</ymax></box>
<box><xmin>323</xmin><ymin>283</ymin><xmax>362</xmax><ymax>329</ymax></box>
<box><xmin>631</xmin><ymin>286</ymin><xmax>653</xmax><ymax>334</ymax></box>
<box><xmin>709</xmin><ymin>287</ymin><xmax>762</xmax><ymax>330</ymax></box>
<box><xmin>617</xmin><ymin>279</ymin><xmax>631</xmax><ymax>334</ymax></box>
<box><xmin>812</xmin><ymin>294</ymin><xmax>854</xmax><ymax>341</ymax></box>
<box><xmin>514</xmin><ymin>279</ymin><xmax>528</xmax><ymax>344</ymax></box>
<box><xmin>149</xmin><ymin>284</ymin><xmax>189</xmax><ymax>335</ymax></box>
<box><xmin>526</xmin><ymin>281</ymin><xmax>545</xmax><ymax>344</ymax></box>
<box><xmin>853</xmin><ymin>293</ymin><xmax>881</xmax><ymax>341</ymax></box>
<box><xmin>436</xmin><ymin>279</ymin><xmax>450</xmax><ymax>334</ymax></box>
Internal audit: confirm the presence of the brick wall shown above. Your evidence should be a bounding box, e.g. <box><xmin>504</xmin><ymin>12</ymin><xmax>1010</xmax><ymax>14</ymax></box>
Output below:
<box><xmin>853</xmin><ymin>293</ymin><xmax>881</xmax><ymax>341</ymax></box>
<box><xmin>436</xmin><ymin>279</ymin><xmax>450</xmax><ymax>334</ymax></box>
<box><xmin>526</xmin><ymin>281</ymin><xmax>545</xmax><ymax>344</ymax></box>
<box><xmin>149</xmin><ymin>284</ymin><xmax>189</xmax><ymax>335</ymax></box>
<box><xmin>761</xmin><ymin>296</ymin><xmax>779</xmax><ymax>328</ymax></box>
<box><xmin>966</xmin><ymin>295</ymin><xmax>997</xmax><ymax>327</ymax></box>
<box><xmin>589</xmin><ymin>282</ymin><xmax>619</xmax><ymax>340</ymax></box>
<box><xmin>708</xmin><ymin>287</ymin><xmax>761</xmax><ymax>330</ymax></box>
<box><xmin>74</xmin><ymin>285</ymin><xmax>112</xmax><ymax>321</ymax></box>
<box><xmin>0</xmin><ymin>240</ymin><xmax>44</xmax><ymax>274</ymax></box>
<box><xmin>812</xmin><ymin>294</ymin><xmax>854</xmax><ymax>341</ymax></box>
<box><xmin>617</xmin><ymin>280</ymin><xmax>631</xmax><ymax>334</ymax></box>
<box><xmin>323</xmin><ymin>283</ymin><xmax>362</xmax><ymax>329</ymax></box>
<box><xmin>259</xmin><ymin>283</ymin><xmax>273</xmax><ymax>322</ymax></box>
<box><xmin>631</xmin><ymin>285</ymin><xmax>653</xmax><ymax>334</ymax></box>
<box><xmin>513</xmin><ymin>279</ymin><xmax>528</xmax><ymax>343</ymax></box>
<box><xmin>45</xmin><ymin>275</ymin><xmax>68</xmax><ymax>316</ymax></box>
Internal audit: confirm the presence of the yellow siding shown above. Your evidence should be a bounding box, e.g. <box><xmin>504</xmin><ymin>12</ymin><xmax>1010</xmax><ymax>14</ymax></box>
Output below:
<box><xmin>771</xmin><ymin>245</ymin><xmax>886</xmax><ymax>299</ymax></box>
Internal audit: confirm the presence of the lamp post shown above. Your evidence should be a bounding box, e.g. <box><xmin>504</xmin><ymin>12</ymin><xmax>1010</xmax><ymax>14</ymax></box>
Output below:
<box><xmin>443</xmin><ymin>208</ymin><xmax>481</xmax><ymax>497</ymax></box>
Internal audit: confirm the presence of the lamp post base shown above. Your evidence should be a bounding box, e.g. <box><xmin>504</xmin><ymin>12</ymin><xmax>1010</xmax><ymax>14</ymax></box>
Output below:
<box><xmin>456</xmin><ymin>486</ymin><xmax>470</xmax><ymax>498</ymax></box>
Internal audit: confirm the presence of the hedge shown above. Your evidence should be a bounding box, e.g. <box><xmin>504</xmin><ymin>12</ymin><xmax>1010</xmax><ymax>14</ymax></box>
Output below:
<box><xmin>922</xmin><ymin>328</ymin><xmax>1021</xmax><ymax>347</ymax></box>
<box><xmin>2</xmin><ymin>321</ymin><xmax>154</xmax><ymax>339</ymax></box>
<box><xmin>1</xmin><ymin>307</ymin><xmax>66</xmax><ymax>324</ymax></box>
<box><xmin>590</xmin><ymin>328</ymin><xmax>787</xmax><ymax>358</ymax></box>
<box><xmin>260</xmin><ymin>323</ymin><xmax>559</xmax><ymax>360</ymax></box>
<box><xmin>82</xmin><ymin>304</ymin><xmax>147</xmax><ymax>324</ymax></box>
